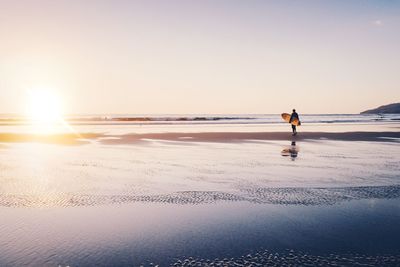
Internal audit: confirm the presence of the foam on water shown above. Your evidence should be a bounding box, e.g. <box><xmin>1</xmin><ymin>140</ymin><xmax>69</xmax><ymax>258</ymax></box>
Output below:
<box><xmin>1</xmin><ymin>113</ymin><xmax>399</xmax><ymax>126</ymax></box>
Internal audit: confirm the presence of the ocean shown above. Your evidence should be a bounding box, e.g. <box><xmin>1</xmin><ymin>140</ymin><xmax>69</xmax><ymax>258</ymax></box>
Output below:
<box><xmin>1</xmin><ymin>113</ymin><xmax>399</xmax><ymax>125</ymax></box>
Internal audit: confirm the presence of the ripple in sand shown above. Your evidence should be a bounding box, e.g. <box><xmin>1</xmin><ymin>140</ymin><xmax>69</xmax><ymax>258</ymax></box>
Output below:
<box><xmin>0</xmin><ymin>185</ymin><xmax>399</xmax><ymax>208</ymax></box>
<box><xmin>170</xmin><ymin>249</ymin><xmax>400</xmax><ymax>267</ymax></box>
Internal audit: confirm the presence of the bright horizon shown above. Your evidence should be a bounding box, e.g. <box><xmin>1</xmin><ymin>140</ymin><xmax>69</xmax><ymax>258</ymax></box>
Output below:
<box><xmin>1</xmin><ymin>0</ymin><xmax>399</xmax><ymax>115</ymax></box>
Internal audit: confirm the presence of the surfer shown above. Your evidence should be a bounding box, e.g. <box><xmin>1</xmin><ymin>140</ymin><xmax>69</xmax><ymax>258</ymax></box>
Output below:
<box><xmin>289</xmin><ymin>109</ymin><xmax>300</xmax><ymax>136</ymax></box>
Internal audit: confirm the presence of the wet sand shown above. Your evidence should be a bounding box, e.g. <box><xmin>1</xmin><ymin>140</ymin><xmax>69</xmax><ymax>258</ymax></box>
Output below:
<box><xmin>97</xmin><ymin>131</ymin><xmax>400</xmax><ymax>144</ymax></box>
<box><xmin>0</xmin><ymin>125</ymin><xmax>399</xmax><ymax>266</ymax></box>
<box><xmin>1</xmin><ymin>200</ymin><xmax>399</xmax><ymax>266</ymax></box>
<box><xmin>0</xmin><ymin>130</ymin><xmax>398</xmax><ymax>146</ymax></box>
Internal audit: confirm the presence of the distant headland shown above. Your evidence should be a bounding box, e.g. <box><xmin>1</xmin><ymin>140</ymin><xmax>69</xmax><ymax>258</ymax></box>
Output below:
<box><xmin>361</xmin><ymin>103</ymin><xmax>400</xmax><ymax>114</ymax></box>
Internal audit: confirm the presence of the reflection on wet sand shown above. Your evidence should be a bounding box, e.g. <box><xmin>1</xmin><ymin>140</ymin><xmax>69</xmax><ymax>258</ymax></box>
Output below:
<box><xmin>281</xmin><ymin>141</ymin><xmax>299</xmax><ymax>160</ymax></box>
<box><xmin>0</xmin><ymin>129</ymin><xmax>399</xmax><ymax>266</ymax></box>
<box><xmin>0</xmin><ymin>133</ymin><xmax>100</xmax><ymax>145</ymax></box>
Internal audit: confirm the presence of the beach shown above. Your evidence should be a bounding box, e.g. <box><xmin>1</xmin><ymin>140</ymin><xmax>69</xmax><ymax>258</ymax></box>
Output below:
<box><xmin>2</xmin><ymin>0</ymin><xmax>400</xmax><ymax>265</ymax></box>
<box><xmin>0</xmin><ymin>115</ymin><xmax>399</xmax><ymax>266</ymax></box>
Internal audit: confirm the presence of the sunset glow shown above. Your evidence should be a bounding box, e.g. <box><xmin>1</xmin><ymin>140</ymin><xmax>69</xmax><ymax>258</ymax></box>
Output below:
<box><xmin>25</xmin><ymin>89</ymin><xmax>63</xmax><ymax>127</ymax></box>
<box><xmin>0</xmin><ymin>1</ymin><xmax>399</xmax><ymax>266</ymax></box>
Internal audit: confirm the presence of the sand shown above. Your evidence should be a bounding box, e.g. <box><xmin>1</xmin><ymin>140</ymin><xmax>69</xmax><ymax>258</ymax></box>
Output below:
<box><xmin>0</xmin><ymin>130</ymin><xmax>398</xmax><ymax>145</ymax></box>
<box><xmin>0</xmin><ymin>123</ymin><xmax>399</xmax><ymax>266</ymax></box>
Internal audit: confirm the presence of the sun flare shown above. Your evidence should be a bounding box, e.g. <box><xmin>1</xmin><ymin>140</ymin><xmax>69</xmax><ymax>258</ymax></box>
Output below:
<box><xmin>25</xmin><ymin>89</ymin><xmax>63</xmax><ymax>125</ymax></box>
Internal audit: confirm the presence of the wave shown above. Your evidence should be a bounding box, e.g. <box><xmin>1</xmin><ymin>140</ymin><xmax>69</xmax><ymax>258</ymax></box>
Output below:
<box><xmin>0</xmin><ymin>114</ymin><xmax>399</xmax><ymax>125</ymax></box>
<box><xmin>67</xmin><ymin>116</ymin><xmax>255</xmax><ymax>122</ymax></box>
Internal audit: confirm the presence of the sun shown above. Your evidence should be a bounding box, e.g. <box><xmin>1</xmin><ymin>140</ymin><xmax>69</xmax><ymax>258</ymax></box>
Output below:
<box><xmin>25</xmin><ymin>89</ymin><xmax>63</xmax><ymax>125</ymax></box>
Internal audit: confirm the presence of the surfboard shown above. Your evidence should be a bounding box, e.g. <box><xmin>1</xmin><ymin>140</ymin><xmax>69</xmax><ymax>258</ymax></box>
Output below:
<box><xmin>281</xmin><ymin>113</ymin><xmax>301</xmax><ymax>126</ymax></box>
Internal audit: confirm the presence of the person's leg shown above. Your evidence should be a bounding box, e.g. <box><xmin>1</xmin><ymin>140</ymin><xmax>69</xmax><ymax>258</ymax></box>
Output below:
<box><xmin>292</xmin><ymin>125</ymin><xmax>296</xmax><ymax>135</ymax></box>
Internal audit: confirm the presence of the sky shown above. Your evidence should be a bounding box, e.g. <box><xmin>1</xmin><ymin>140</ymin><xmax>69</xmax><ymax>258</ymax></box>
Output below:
<box><xmin>0</xmin><ymin>0</ymin><xmax>399</xmax><ymax>114</ymax></box>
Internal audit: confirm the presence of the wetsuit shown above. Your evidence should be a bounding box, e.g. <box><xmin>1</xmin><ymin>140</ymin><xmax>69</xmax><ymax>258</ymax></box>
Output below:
<box><xmin>289</xmin><ymin>112</ymin><xmax>299</xmax><ymax>135</ymax></box>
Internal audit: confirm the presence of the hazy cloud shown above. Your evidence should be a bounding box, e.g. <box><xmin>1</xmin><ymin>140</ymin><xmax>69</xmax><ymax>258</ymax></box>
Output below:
<box><xmin>372</xmin><ymin>19</ymin><xmax>383</xmax><ymax>26</ymax></box>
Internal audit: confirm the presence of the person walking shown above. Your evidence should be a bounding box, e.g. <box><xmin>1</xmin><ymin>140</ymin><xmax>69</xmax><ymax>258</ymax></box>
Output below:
<box><xmin>289</xmin><ymin>109</ymin><xmax>300</xmax><ymax>136</ymax></box>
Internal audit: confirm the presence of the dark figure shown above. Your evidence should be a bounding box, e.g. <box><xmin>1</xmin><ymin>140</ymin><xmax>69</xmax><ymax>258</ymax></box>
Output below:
<box><xmin>289</xmin><ymin>109</ymin><xmax>300</xmax><ymax>136</ymax></box>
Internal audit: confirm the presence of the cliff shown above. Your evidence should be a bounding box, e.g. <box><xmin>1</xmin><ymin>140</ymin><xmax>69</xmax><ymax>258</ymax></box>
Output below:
<box><xmin>361</xmin><ymin>103</ymin><xmax>400</xmax><ymax>114</ymax></box>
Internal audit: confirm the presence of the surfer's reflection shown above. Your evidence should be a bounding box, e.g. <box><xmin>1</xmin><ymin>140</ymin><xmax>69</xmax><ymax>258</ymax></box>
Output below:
<box><xmin>281</xmin><ymin>141</ymin><xmax>299</xmax><ymax>161</ymax></box>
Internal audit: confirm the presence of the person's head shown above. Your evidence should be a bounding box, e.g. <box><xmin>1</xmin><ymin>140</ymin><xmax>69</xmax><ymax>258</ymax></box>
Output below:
<box><xmin>292</xmin><ymin>109</ymin><xmax>296</xmax><ymax>113</ymax></box>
